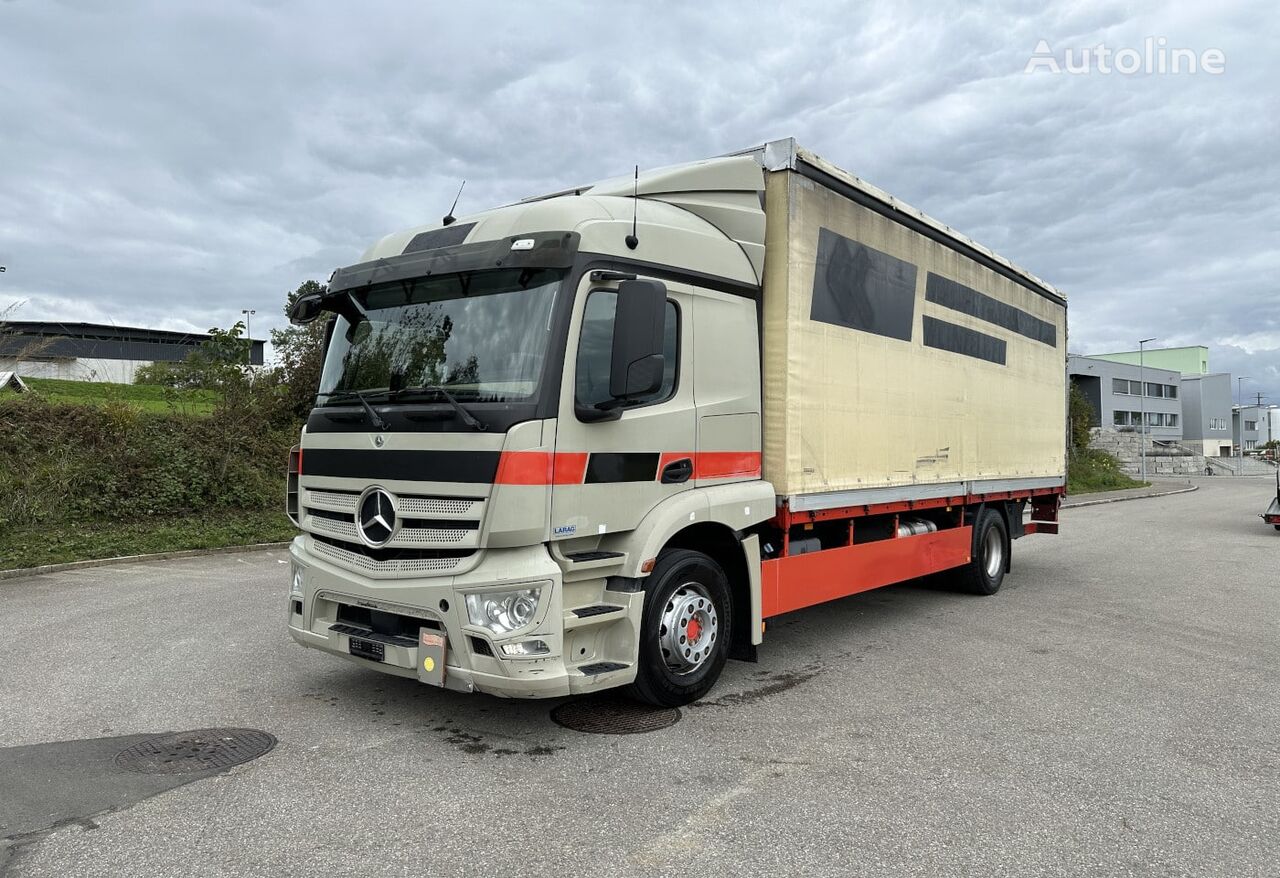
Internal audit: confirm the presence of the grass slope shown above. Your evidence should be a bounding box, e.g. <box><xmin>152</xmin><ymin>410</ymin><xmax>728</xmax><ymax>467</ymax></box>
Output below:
<box><xmin>14</xmin><ymin>377</ymin><xmax>218</xmax><ymax>414</ymax></box>
<box><xmin>0</xmin><ymin>509</ymin><xmax>298</xmax><ymax>571</ymax></box>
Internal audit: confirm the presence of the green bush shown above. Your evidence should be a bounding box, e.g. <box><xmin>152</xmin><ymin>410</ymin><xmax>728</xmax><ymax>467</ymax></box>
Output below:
<box><xmin>1067</xmin><ymin>448</ymin><xmax>1147</xmax><ymax>495</ymax></box>
<box><xmin>0</xmin><ymin>287</ymin><xmax>328</xmax><ymax>566</ymax></box>
<box><xmin>0</xmin><ymin>394</ymin><xmax>295</xmax><ymax>536</ymax></box>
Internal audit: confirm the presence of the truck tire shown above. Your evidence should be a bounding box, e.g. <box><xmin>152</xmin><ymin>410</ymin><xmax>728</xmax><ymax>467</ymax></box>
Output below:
<box><xmin>957</xmin><ymin>507</ymin><xmax>1008</xmax><ymax>596</ymax></box>
<box><xmin>628</xmin><ymin>549</ymin><xmax>732</xmax><ymax>707</ymax></box>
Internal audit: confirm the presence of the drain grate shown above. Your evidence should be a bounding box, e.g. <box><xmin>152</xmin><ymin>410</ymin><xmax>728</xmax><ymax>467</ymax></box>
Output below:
<box><xmin>550</xmin><ymin>696</ymin><xmax>680</xmax><ymax>735</ymax></box>
<box><xmin>114</xmin><ymin>728</ymin><xmax>276</xmax><ymax>774</ymax></box>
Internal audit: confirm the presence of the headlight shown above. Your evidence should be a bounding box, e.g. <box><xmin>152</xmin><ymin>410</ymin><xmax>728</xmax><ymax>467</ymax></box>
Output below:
<box><xmin>290</xmin><ymin>562</ymin><xmax>304</xmax><ymax>598</ymax></box>
<box><xmin>465</xmin><ymin>586</ymin><xmax>543</xmax><ymax>635</ymax></box>
<box><xmin>501</xmin><ymin>640</ymin><xmax>550</xmax><ymax>657</ymax></box>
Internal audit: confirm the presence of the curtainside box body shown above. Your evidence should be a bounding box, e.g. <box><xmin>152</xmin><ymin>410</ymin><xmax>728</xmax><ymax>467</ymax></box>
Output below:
<box><xmin>753</xmin><ymin>141</ymin><xmax>1068</xmax><ymax>505</ymax></box>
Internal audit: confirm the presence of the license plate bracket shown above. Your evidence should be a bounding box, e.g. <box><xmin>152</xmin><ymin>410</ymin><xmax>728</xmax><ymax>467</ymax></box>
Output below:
<box><xmin>418</xmin><ymin>629</ymin><xmax>447</xmax><ymax>687</ymax></box>
<box><xmin>349</xmin><ymin>636</ymin><xmax>385</xmax><ymax>663</ymax></box>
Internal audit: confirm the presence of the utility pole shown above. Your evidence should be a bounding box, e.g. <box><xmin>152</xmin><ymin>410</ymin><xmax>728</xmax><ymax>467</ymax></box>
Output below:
<box><xmin>1237</xmin><ymin>376</ymin><xmax>1251</xmax><ymax>475</ymax></box>
<box><xmin>241</xmin><ymin>309</ymin><xmax>256</xmax><ymax>365</ymax></box>
<box><xmin>1139</xmin><ymin>337</ymin><xmax>1155</xmax><ymax>482</ymax></box>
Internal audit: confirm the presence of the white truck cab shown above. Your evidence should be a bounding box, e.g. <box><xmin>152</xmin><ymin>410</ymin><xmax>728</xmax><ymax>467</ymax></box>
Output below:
<box><xmin>287</xmin><ymin>154</ymin><xmax>774</xmax><ymax>705</ymax></box>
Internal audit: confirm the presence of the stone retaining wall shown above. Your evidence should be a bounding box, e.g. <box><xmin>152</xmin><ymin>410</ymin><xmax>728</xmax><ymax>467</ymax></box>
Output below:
<box><xmin>1087</xmin><ymin>429</ymin><xmax>1207</xmax><ymax>476</ymax></box>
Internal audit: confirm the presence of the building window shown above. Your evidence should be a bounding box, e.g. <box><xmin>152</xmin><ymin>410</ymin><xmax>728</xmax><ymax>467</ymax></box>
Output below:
<box><xmin>1114</xmin><ymin>410</ymin><xmax>1129</xmax><ymax>426</ymax></box>
<box><xmin>1209</xmin><ymin>418</ymin><xmax>1225</xmax><ymax>431</ymax></box>
<box><xmin>1168</xmin><ymin>414</ymin><xmax>1178</xmax><ymax>427</ymax></box>
<box><xmin>1113</xmin><ymin>378</ymin><xmax>1130</xmax><ymax>395</ymax></box>
<box><xmin>1166</xmin><ymin>385</ymin><xmax>1177</xmax><ymax>399</ymax></box>
<box><xmin>1245</xmin><ymin>420</ymin><xmax>1257</xmax><ymax>431</ymax></box>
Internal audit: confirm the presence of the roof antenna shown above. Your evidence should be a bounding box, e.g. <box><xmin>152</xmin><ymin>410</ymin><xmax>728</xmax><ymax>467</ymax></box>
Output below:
<box><xmin>442</xmin><ymin>180</ymin><xmax>466</xmax><ymax>227</ymax></box>
<box><xmin>624</xmin><ymin>165</ymin><xmax>639</xmax><ymax>250</ymax></box>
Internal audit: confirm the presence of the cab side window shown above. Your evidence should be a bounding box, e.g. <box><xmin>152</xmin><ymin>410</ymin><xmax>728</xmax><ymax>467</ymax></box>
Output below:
<box><xmin>575</xmin><ymin>291</ymin><xmax>679</xmax><ymax>412</ymax></box>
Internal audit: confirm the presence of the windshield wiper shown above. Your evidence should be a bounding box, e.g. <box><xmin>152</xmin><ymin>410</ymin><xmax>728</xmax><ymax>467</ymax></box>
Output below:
<box><xmin>389</xmin><ymin>384</ymin><xmax>487</xmax><ymax>431</ymax></box>
<box><xmin>317</xmin><ymin>389</ymin><xmax>387</xmax><ymax>431</ymax></box>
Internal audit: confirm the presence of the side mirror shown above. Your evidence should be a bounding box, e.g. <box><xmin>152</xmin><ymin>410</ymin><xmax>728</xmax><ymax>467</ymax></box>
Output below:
<box><xmin>289</xmin><ymin>292</ymin><xmax>325</xmax><ymax>325</ymax></box>
<box><xmin>608</xmin><ymin>279</ymin><xmax>666</xmax><ymax>399</ymax></box>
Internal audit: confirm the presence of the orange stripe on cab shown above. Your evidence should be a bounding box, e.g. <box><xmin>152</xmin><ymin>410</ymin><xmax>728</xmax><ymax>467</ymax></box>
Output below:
<box><xmin>494</xmin><ymin>451</ymin><xmax>589</xmax><ymax>485</ymax></box>
<box><xmin>694</xmin><ymin>451</ymin><xmax>761</xmax><ymax>480</ymax></box>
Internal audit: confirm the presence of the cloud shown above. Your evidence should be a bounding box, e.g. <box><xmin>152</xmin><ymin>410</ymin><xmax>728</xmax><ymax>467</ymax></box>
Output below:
<box><xmin>1</xmin><ymin>0</ymin><xmax>1277</xmax><ymax>403</ymax></box>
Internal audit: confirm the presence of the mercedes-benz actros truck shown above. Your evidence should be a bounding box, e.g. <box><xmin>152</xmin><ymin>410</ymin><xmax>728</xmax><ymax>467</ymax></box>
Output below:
<box><xmin>285</xmin><ymin>139</ymin><xmax>1066</xmax><ymax>706</ymax></box>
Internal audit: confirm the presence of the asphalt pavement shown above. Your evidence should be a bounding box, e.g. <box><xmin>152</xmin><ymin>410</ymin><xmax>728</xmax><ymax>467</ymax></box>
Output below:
<box><xmin>1</xmin><ymin>477</ymin><xmax>1277</xmax><ymax>877</ymax></box>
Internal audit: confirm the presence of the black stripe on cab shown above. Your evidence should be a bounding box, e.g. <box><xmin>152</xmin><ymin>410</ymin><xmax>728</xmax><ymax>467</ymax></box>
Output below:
<box><xmin>925</xmin><ymin>273</ymin><xmax>1057</xmax><ymax>346</ymax></box>
<box><xmin>922</xmin><ymin>316</ymin><xmax>1007</xmax><ymax>365</ymax></box>
<box><xmin>584</xmin><ymin>452</ymin><xmax>660</xmax><ymax>484</ymax></box>
<box><xmin>303</xmin><ymin>449</ymin><xmax>501</xmax><ymax>483</ymax></box>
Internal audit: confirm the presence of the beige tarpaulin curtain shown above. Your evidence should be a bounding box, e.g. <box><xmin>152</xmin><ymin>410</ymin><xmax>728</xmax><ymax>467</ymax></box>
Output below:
<box><xmin>761</xmin><ymin>170</ymin><xmax>1068</xmax><ymax>498</ymax></box>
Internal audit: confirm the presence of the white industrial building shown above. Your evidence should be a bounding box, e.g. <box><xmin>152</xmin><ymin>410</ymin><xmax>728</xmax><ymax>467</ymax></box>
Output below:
<box><xmin>0</xmin><ymin>322</ymin><xmax>264</xmax><ymax>383</ymax></box>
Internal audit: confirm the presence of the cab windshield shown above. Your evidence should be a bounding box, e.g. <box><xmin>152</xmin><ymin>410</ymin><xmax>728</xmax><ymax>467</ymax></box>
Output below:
<box><xmin>317</xmin><ymin>268</ymin><xmax>564</xmax><ymax>404</ymax></box>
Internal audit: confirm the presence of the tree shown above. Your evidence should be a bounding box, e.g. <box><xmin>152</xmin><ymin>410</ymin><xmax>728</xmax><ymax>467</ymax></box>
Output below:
<box><xmin>135</xmin><ymin>322</ymin><xmax>251</xmax><ymax>392</ymax></box>
<box><xmin>1068</xmin><ymin>383</ymin><xmax>1094</xmax><ymax>452</ymax></box>
<box><xmin>269</xmin><ymin>280</ymin><xmax>329</xmax><ymax>419</ymax></box>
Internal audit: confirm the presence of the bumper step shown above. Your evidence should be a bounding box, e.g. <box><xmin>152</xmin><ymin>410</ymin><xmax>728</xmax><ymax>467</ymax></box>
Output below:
<box><xmin>329</xmin><ymin>623</ymin><xmax>417</xmax><ymax>648</ymax></box>
<box><xmin>577</xmin><ymin>661</ymin><xmax>629</xmax><ymax>675</ymax></box>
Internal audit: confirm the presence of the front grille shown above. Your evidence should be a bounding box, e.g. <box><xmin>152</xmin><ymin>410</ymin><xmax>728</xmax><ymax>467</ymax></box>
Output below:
<box><xmin>299</xmin><ymin>487</ymin><xmax>484</xmax><ymax>553</ymax></box>
<box><xmin>306</xmin><ymin>490</ymin><xmax>359</xmax><ymax>513</ymax></box>
<box><xmin>397</xmin><ymin>497</ymin><xmax>479</xmax><ymax>517</ymax></box>
<box><xmin>311</xmin><ymin>535</ymin><xmax>474</xmax><ymax>575</ymax></box>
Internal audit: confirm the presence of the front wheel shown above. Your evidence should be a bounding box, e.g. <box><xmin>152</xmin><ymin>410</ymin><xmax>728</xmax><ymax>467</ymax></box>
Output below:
<box><xmin>956</xmin><ymin>507</ymin><xmax>1008</xmax><ymax>595</ymax></box>
<box><xmin>628</xmin><ymin>549</ymin><xmax>732</xmax><ymax>707</ymax></box>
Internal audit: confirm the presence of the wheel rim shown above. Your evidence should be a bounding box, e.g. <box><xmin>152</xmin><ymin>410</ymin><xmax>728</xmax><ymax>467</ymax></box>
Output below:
<box><xmin>983</xmin><ymin>524</ymin><xmax>1004</xmax><ymax>579</ymax></box>
<box><xmin>658</xmin><ymin>582</ymin><xmax>718</xmax><ymax>676</ymax></box>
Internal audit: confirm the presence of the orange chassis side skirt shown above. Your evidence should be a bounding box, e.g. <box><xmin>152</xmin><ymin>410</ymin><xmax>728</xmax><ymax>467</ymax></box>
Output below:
<box><xmin>761</xmin><ymin>526</ymin><xmax>973</xmax><ymax>618</ymax></box>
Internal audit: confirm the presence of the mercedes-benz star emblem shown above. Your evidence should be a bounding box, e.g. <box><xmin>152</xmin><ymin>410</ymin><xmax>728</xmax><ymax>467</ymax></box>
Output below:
<box><xmin>356</xmin><ymin>487</ymin><xmax>398</xmax><ymax>547</ymax></box>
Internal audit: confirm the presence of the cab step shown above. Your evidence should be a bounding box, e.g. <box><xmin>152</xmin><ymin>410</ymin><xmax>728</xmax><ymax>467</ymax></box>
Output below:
<box><xmin>564</xmin><ymin>550</ymin><xmax>624</xmax><ymax>563</ymax></box>
<box><xmin>572</xmin><ymin>604</ymin><xmax>625</xmax><ymax>618</ymax></box>
<box><xmin>577</xmin><ymin>661</ymin><xmax>629</xmax><ymax>675</ymax></box>
<box><xmin>557</xmin><ymin>549</ymin><xmax>628</xmax><ymax>581</ymax></box>
<box><xmin>563</xmin><ymin>603</ymin><xmax>628</xmax><ymax>631</ymax></box>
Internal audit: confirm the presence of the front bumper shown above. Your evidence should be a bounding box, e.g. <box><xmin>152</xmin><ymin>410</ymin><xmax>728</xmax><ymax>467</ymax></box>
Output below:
<box><xmin>285</xmin><ymin>537</ymin><xmax>638</xmax><ymax>698</ymax></box>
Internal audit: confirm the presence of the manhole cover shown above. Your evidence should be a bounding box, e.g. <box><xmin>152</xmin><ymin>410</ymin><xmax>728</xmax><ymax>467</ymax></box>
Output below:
<box><xmin>550</xmin><ymin>696</ymin><xmax>681</xmax><ymax>735</ymax></box>
<box><xmin>114</xmin><ymin>728</ymin><xmax>276</xmax><ymax>774</ymax></box>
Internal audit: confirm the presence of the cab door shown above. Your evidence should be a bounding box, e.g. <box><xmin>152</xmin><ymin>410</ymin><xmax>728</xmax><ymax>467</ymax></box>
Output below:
<box><xmin>550</xmin><ymin>274</ymin><xmax>696</xmax><ymax>542</ymax></box>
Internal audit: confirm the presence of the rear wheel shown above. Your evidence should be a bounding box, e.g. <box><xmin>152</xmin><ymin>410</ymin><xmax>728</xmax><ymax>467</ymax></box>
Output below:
<box><xmin>957</xmin><ymin>507</ymin><xmax>1008</xmax><ymax>595</ymax></box>
<box><xmin>628</xmin><ymin>549</ymin><xmax>731</xmax><ymax>707</ymax></box>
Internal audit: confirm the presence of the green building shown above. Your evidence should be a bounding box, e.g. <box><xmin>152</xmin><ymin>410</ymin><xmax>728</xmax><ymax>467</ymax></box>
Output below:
<box><xmin>1090</xmin><ymin>345</ymin><xmax>1209</xmax><ymax>375</ymax></box>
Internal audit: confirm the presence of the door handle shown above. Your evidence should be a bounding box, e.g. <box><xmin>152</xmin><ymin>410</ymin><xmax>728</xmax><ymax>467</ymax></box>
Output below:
<box><xmin>661</xmin><ymin>458</ymin><xmax>693</xmax><ymax>484</ymax></box>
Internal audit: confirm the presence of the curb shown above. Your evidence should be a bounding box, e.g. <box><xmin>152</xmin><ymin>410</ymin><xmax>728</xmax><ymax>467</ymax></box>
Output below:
<box><xmin>1063</xmin><ymin>485</ymin><xmax>1198</xmax><ymax>509</ymax></box>
<box><xmin>0</xmin><ymin>541</ymin><xmax>294</xmax><ymax>582</ymax></box>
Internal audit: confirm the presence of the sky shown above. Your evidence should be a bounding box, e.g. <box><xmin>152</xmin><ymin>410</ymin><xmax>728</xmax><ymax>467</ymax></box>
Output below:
<box><xmin>1</xmin><ymin>0</ymin><xmax>1277</xmax><ymax>404</ymax></box>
